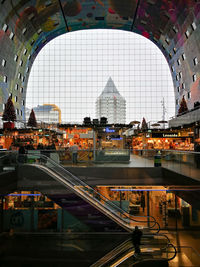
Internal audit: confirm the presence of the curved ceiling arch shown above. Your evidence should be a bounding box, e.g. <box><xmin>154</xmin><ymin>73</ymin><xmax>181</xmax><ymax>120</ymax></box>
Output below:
<box><xmin>0</xmin><ymin>0</ymin><xmax>200</xmax><ymax>121</ymax></box>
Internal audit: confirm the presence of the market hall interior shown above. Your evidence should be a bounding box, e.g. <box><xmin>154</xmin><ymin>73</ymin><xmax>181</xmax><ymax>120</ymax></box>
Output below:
<box><xmin>1</xmin><ymin>0</ymin><xmax>200</xmax><ymax>266</ymax></box>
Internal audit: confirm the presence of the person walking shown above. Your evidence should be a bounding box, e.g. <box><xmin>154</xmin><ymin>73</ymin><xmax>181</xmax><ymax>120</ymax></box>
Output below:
<box><xmin>132</xmin><ymin>226</ymin><xmax>143</xmax><ymax>256</ymax></box>
<box><xmin>70</xmin><ymin>143</ymin><xmax>79</xmax><ymax>164</ymax></box>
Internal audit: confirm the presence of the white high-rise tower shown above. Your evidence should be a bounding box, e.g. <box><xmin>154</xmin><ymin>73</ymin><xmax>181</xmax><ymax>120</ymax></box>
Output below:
<box><xmin>96</xmin><ymin>77</ymin><xmax>126</xmax><ymax>124</ymax></box>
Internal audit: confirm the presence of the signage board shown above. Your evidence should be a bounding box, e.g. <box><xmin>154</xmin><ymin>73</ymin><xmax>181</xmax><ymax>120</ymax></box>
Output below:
<box><xmin>105</xmin><ymin>127</ymin><xmax>115</xmax><ymax>133</ymax></box>
<box><xmin>106</xmin><ymin>135</ymin><xmax>122</xmax><ymax>140</ymax></box>
<box><xmin>152</xmin><ymin>132</ymin><xmax>179</xmax><ymax>138</ymax></box>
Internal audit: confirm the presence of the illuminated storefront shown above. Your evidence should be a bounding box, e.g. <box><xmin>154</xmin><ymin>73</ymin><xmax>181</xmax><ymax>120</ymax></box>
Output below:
<box><xmin>92</xmin><ymin>186</ymin><xmax>200</xmax><ymax>229</ymax></box>
<box><xmin>2</xmin><ymin>187</ymin><xmax>199</xmax><ymax>232</ymax></box>
<box><xmin>0</xmin><ymin>191</ymin><xmax>89</xmax><ymax>232</ymax></box>
<box><xmin>62</xmin><ymin>127</ymin><xmax>93</xmax><ymax>149</ymax></box>
<box><xmin>132</xmin><ymin>127</ymin><xmax>194</xmax><ymax>151</ymax></box>
<box><xmin>97</xmin><ymin>127</ymin><xmax>124</xmax><ymax>149</ymax></box>
<box><xmin>0</xmin><ymin>129</ymin><xmax>64</xmax><ymax>150</ymax></box>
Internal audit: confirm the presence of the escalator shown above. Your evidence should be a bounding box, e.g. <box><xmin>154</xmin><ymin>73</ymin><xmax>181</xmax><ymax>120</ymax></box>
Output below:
<box><xmin>91</xmin><ymin>233</ymin><xmax>176</xmax><ymax>267</ymax></box>
<box><xmin>0</xmin><ymin>152</ymin><xmax>160</xmax><ymax>232</ymax></box>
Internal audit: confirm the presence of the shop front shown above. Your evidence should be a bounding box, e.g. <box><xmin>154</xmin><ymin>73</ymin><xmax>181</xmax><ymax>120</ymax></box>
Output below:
<box><xmin>93</xmin><ymin>186</ymin><xmax>200</xmax><ymax>230</ymax></box>
<box><xmin>1</xmin><ymin>187</ymin><xmax>200</xmax><ymax>232</ymax></box>
<box><xmin>132</xmin><ymin>129</ymin><xmax>194</xmax><ymax>151</ymax></box>
<box><xmin>0</xmin><ymin>129</ymin><xmax>39</xmax><ymax>150</ymax></box>
<box><xmin>0</xmin><ymin>128</ymin><xmax>64</xmax><ymax>150</ymax></box>
<box><xmin>97</xmin><ymin>127</ymin><xmax>125</xmax><ymax>149</ymax></box>
<box><xmin>0</xmin><ymin>191</ymin><xmax>88</xmax><ymax>232</ymax></box>
<box><xmin>58</xmin><ymin>127</ymin><xmax>94</xmax><ymax>163</ymax></box>
<box><xmin>63</xmin><ymin>127</ymin><xmax>93</xmax><ymax>149</ymax></box>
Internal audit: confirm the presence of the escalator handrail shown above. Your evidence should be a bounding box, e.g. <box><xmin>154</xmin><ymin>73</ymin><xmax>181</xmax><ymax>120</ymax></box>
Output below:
<box><xmin>35</xmin><ymin>162</ymin><xmax>160</xmax><ymax>233</ymax></box>
<box><xmin>28</xmin><ymin>152</ymin><xmax>160</xmax><ymax>230</ymax></box>
<box><xmin>35</xmin><ymin>153</ymin><xmax>159</xmax><ymax>224</ymax></box>
<box><xmin>90</xmin><ymin>238</ymin><xmax>133</xmax><ymax>267</ymax></box>
<box><xmin>0</xmin><ymin>151</ymin><xmax>17</xmax><ymax>159</ymax></box>
<box><xmin>91</xmin><ymin>234</ymin><xmax>176</xmax><ymax>267</ymax></box>
<box><xmin>0</xmin><ymin>151</ymin><xmax>160</xmax><ymax>231</ymax></box>
<box><xmin>143</xmin><ymin>233</ymin><xmax>170</xmax><ymax>243</ymax></box>
<box><xmin>163</xmin><ymin>243</ymin><xmax>177</xmax><ymax>261</ymax></box>
<box><xmin>113</xmin><ymin>240</ymin><xmax>177</xmax><ymax>265</ymax></box>
<box><xmin>50</xmin><ymin>164</ymin><xmax>159</xmax><ymax>227</ymax></box>
<box><xmin>17</xmin><ymin>151</ymin><xmax>159</xmax><ymax>231</ymax></box>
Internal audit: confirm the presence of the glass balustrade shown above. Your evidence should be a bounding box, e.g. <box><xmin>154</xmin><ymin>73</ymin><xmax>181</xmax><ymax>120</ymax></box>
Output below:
<box><xmin>132</xmin><ymin>149</ymin><xmax>200</xmax><ymax>179</ymax></box>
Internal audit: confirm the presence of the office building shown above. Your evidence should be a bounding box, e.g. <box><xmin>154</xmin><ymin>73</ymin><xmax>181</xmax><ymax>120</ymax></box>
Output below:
<box><xmin>96</xmin><ymin>77</ymin><xmax>126</xmax><ymax>124</ymax></box>
<box><xmin>26</xmin><ymin>104</ymin><xmax>61</xmax><ymax>124</ymax></box>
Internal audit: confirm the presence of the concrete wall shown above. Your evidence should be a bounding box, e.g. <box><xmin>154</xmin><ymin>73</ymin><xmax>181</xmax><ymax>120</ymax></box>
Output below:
<box><xmin>169</xmin><ymin>108</ymin><xmax>200</xmax><ymax>127</ymax></box>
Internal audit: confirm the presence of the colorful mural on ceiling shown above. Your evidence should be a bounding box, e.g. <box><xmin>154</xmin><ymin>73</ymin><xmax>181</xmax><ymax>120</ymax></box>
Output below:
<box><xmin>0</xmin><ymin>0</ymin><xmax>200</xmax><ymax>120</ymax></box>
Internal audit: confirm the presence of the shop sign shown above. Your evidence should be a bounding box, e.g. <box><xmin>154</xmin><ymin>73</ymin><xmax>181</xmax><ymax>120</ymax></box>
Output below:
<box><xmin>105</xmin><ymin>127</ymin><xmax>115</xmax><ymax>133</ymax></box>
<box><xmin>163</xmin><ymin>133</ymin><xmax>179</xmax><ymax>138</ymax></box>
<box><xmin>80</xmin><ymin>133</ymin><xmax>93</xmax><ymax>138</ymax></box>
<box><xmin>152</xmin><ymin>132</ymin><xmax>179</xmax><ymax>138</ymax></box>
<box><xmin>108</xmin><ymin>135</ymin><xmax>122</xmax><ymax>140</ymax></box>
<box><xmin>106</xmin><ymin>135</ymin><xmax>111</xmax><ymax>141</ymax></box>
<box><xmin>111</xmin><ymin>137</ymin><xmax>122</xmax><ymax>140</ymax></box>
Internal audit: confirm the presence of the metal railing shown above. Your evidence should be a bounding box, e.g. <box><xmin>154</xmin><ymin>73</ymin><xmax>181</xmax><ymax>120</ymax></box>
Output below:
<box><xmin>91</xmin><ymin>233</ymin><xmax>177</xmax><ymax>267</ymax></box>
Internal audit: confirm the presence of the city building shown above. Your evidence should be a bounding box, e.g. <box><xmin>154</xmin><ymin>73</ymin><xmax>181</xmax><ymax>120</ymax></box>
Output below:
<box><xmin>96</xmin><ymin>77</ymin><xmax>126</xmax><ymax>124</ymax></box>
<box><xmin>26</xmin><ymin>104</ymin><xmax>61</xmax><ymax>124</ymax></box>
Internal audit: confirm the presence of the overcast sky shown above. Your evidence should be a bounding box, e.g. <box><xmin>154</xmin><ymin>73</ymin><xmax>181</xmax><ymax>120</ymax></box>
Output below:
<box><xmin>26</xmin><ymin>29</ymin><xmax>175</xmax><ymax>124</ymax></box>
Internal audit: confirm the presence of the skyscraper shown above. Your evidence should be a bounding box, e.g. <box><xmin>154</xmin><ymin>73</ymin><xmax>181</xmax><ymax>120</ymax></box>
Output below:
<box><xmin>96</xmin><ymin>77</ymin><xmax>126</xmax><ymax>124</ymax></box>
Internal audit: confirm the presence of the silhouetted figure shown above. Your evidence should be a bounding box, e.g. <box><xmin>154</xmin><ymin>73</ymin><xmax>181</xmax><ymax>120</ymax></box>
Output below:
<box><xmin>50</xmin><ymin>143</ymin><xmax>56</xmax><ymax>150</ymax></box>
<box><xmin>37</xmin><ymin>143</ymin><xmax>44</xmax><ymax>150</ymax></box>
<box><xmin>18</xmin><ymin>145</ymin><xmax>25</xmax><ymax>155</ymax></box>
<box><xmin>132</xmin><ymin>226</ymin><xmax>143</xmax><ymax>255</ymax></box>
<box><xmin>18</xmin><ymin>145</ymin><xmax>26</xmax><ymax>163</ymax></box>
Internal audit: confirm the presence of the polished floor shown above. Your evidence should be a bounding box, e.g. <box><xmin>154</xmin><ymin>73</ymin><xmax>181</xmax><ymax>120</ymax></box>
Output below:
<box><xmin>165</xmin><ymin>230</ymin><xmax>200</xmax><ymax>266</ymax></box>
<box><xmin>0</xmin><ymin>232</ymin><xmax>128</xmax><ymax>267</ymax></box>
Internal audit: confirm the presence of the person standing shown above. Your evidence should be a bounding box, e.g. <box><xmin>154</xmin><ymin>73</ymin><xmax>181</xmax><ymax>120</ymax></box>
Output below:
<box><xmin>132</xmin><ymin>226</ymin><xmax>143</xmax><ymax>255</ymax></box>
<box><xmin>70</xmin><ymin>143</ymin><xmax>79</xmax><ymax>164</ymax></box>
<box><xmin>18</xmin><ymin>145</ymin><xmax>26</xmax><ymax>163</ymax></box>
